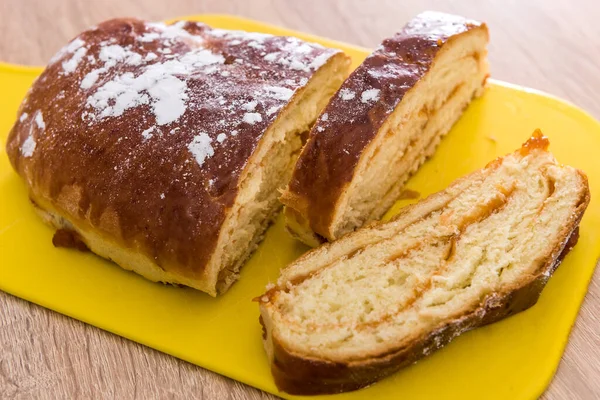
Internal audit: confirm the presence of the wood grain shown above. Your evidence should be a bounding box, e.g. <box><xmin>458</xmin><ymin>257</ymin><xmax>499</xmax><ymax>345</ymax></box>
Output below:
<box><xmin>1</xmin><ymin>0</ymin><xmax>599</xmax><ymax>398</ymax></box>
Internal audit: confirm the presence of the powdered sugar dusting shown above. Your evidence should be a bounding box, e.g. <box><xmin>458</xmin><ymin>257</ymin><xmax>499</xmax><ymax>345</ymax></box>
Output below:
<box><xmin>99</xmin><ymin>44</ymin><xmax>143</xmax><ymax>66</ymax></box>
<box><xmin>261</xmin><ymin>37</ymin><xmax>337</xmax><ymax>73</ymax></box>
<box><xmin>308</xmin><ymin>52</ymin><xmax>332</xmax><ymax>70</ymax></box>
<box><xmin>368</xmin><ymin>67</ymin><xmax>396</xmax><ymax>79</ymax></box>
<box><xmin>361</xmin><ymin>89</ymin><xmax>380</xmax><ymax>103</ymax></box>
<box><xmin>247</xmin><ymin>41</ymin><xmax>264</xmax><ymax>50</ymax></box>
<box><xmin>34</xmin><ymin>111</ymin><xmax>45</xmax><ymax>129</ymax></box>
<box><xmin>49</xmin><ymin>38</ymin><xmax>86</xmax><ymax>65</ymax></box>
<box><xmin>19</xmin><ymin>113</ymin><xmax>28</xmax><ymax>122</ymax></box>
<box><xmin>243</xmin><ymin>112</ymin><xmax>262</xmax><ymax>124</ymax></box>
<box><xmin>266</xmin><ymin>106</ymin><xmax>281</xmax><ymax>116</ymax></box>
<box><xmin>81</xmin><ymin>69</ymin><xmax>103</xmax><ymax>89</ymax></box>
<box><xmin>21</xmin><ymin>135</ymin><xmax>36</xmax><ymax>157</ymax></box>
<box><xmin>264</xmin><ymin>86</ymin><xmax>294</xmax><ymax>101</ymax></box>
<box><xmin>62</xmin><ymin>47</ymin><xmax>88</xmax><ymax>74</ymax></box>
<box><xmin>216</xmin><ymin>133</ymin><xmax>227</xmax><ymax>143</ymax></box>
<box><xmin>188</xmin><ymin>133</ymin><xmax>214</xmax><ymax>167</ymax></box>
<box><xmin>86</xmin><ymin>49</ymin><xmax>225</xmax><ymax>125</ymax></box>
<box><xmin>294</xmin><ymin>44</ymin><xmax>313</xmax><ymax>54</ymax></box>
<box><xmin>242</xmin><ymin>100</ymin><xmax>257</xmax><ymax>111</ymax></box>
<box><xmin>139</xmin><ymin>32</ymin><xmax>160</xmax><ymax>43</ymax></box>
<box><xmin>141</xmin><ymin>126</ymin><xmax>157</xmax><ymax>140</ymax></box>
<box><xmin>209</xmin><ymin>29</ymin><xmax>273</xmax><ymax>42</ymax></box>
<box><xmin>339</xmin><ymin>88</ymin><xmax>355</xmax><ymax>101</ymax></box>
<box><xmin>141</xmin><ymin>21</ymin><xmax>202</xmax><ymax>43</ymax></box>
<box><xmin>81</xmin><ymin>45</ymin><xmax>159</xmax><ymax>90</ymax></box>
<box><xmin>20</xmin><ymin>111</ymin><xmax>43</xmax><ymax>158</ymax></box>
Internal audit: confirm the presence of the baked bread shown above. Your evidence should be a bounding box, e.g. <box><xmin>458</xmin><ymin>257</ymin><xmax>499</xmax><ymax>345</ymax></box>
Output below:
<box><xmin>281</xmin><ymin>11</ymin><xmax>490</xmax><ymax>246</ymax></box>
<box><xmin>259</xmin><ymin>131</ymin><xmax>590</xmax><ymax>394</ymax></box>
<box><xmin>5</xmin><ymin>18</ymin><xmax>350</xmax><ymax>296</ymax></box>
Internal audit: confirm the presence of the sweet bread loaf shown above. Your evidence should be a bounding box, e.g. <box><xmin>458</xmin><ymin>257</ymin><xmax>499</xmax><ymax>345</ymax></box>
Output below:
<box><xmin>259</xmin><ymin>131</ymin><xmax>590</xmax><ymax>394</ymax></box>
<box><xmin>281</xmin><ymin>11</ymin><xmax>490</xmax><ymax>246</ymax></box>
<box><xmin>6</xmin><ymin>18</ymin><xmax>350</xmax><ymax>296</ymax></box>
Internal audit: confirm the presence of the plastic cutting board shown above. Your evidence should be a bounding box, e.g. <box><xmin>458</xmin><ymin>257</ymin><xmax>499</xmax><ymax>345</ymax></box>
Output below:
<box><xmin>1</xmin><ymin>14</ymin><xmax>600</xmax><ymax>400</ymax></box>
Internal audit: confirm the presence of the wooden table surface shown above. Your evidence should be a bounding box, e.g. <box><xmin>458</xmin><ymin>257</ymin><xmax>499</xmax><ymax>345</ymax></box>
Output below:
<box><xmin>1</xmin><ymin>0</ymin><xmax>599</xmax><ymax>399</ymax></box>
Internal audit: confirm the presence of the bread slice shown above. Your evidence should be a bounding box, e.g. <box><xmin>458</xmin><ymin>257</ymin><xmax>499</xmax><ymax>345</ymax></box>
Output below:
<box><xmin>5</xmin><ymin>18</ymin><xmax>350</xmax><ymax>296</ymax></box>
<box><xmin>281</xmin><ymin>11</ymin><xmax>490</xmax><ymax>246</ymax></box>
<box><xmin>258</xmin><ymin>131</ymin><xmax>590</xmax><ymax>394</ymax></box>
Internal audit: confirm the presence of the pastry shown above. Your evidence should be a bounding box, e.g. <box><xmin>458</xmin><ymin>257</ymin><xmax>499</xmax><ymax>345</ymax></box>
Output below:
<box><xmin>259</xmin><ymin>131</ymin><xmax>590</xmax><ymax>394</ymax></box>
<box><xmin>281</xmin><ymin>11</ymin><xmax>490</xmax><ymax>246</ymax></box>
<box><xmin>6</xmin><ymin>18</ymin><xmax>350</xmax><ymax>296</ymax></box>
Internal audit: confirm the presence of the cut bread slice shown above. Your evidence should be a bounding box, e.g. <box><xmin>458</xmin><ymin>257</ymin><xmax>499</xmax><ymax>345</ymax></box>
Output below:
<box><xmin>210</xmin><ymin>54</ymin><xmax>350</xmax><ymax>293</ymax></box>
<box><xmin>5</xmin><ymin>18</ymin><xmax>350</xmax><ymax>296</ymax></box>
<box><xmin>282</xmin><ymin>11</ymin><xmax>490</xmax><ymax>246</ymax></box>
<box><xmin>259</xmin><ymin>131</ymin><xmax>590</xmax><ymax>394</ymax></box>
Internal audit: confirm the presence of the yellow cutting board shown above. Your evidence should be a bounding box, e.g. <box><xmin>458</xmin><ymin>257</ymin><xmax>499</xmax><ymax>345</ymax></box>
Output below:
<box><xmin>1</xmin><ymin>14</ymin><xmax>599</xmax><ymax>400</ymax></box>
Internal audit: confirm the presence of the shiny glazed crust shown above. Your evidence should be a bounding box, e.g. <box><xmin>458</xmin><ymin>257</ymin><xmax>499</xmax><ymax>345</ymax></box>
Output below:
<box><xmin>281</xmin><ymin>11</ymin><xmax>489</xmax><ymax>245</ymax></box>
<box><xmin>5</xmin><ymin>18</ymin><xmax>349</xmax><ymax>295</ymax></box>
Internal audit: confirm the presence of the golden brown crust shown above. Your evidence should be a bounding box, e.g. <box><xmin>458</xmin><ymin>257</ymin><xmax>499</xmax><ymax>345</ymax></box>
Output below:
<box><xmin>283</xmin><ymin>11</ymin><xmax>488</xmax><ymax>241</ymax></box>
<box><xmin>262</xmin><ymin>133</ymin><xmax>591</xmax><ymax>394</ymax></box>
<box><xmin>264</xmin><ymin>220</ymin><xmax>586</xmax><ymax>395</ymax></box>
<box><xmin>5</xmin><ymin>18</ymin><xmax>343</xmax><ymax>292</ymax></box>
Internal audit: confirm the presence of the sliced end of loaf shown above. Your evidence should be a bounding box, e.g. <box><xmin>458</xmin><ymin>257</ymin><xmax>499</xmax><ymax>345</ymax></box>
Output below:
<box><xmin>327</xmin><ymin>24</ymin><xmax>490</xmax><ymax>241</ymax></box>
<box><xmin>207</xmin><ymin>53</ymin><xmax>351</xmax><ymax>295</ymax></box>
<box><xmin>260</xmin><ymin>131</ymin><xmax>590</xmax><ymax>393</ymax></box>
<box><xmin>282</xmin><ymin>15</ymin><xmax>490</xmax><ymax>246</ymax></box>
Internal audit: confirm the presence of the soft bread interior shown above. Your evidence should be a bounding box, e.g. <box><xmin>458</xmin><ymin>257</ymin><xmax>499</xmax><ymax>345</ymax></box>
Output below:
<box><xmin>329</xmin><ymin>27</ymin><xmax>489</xmax><ymax>240</ymax></box>
<box><xmin>262</xmin><ymin>145</ymin><xmax>588</xmax><ymax>361</ymax></box>
<box><xmin>209</xmin><ymin>54</ymin><xmax>350</xmax><ymax>295</ymax></box>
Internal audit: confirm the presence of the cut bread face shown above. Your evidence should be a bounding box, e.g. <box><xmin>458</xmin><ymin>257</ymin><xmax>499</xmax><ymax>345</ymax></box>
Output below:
<box><xmin>5</xmin><ymin>18</ymin><xmax>350</xmax><ymax>296</ymax></box>
<box><xmin>282</xmin><ymin>11</ymin><xmax>490</xmax><ymax>246</ymax></box>
<box><xmin>211</xmin><ymin>55</ymin><xmax>350</xmax><ymax>293</ymax></box>
<box><xmin>259</xmin><ymin>131</ymin><xmax>590</xmax><ymax>394</ymax></box>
